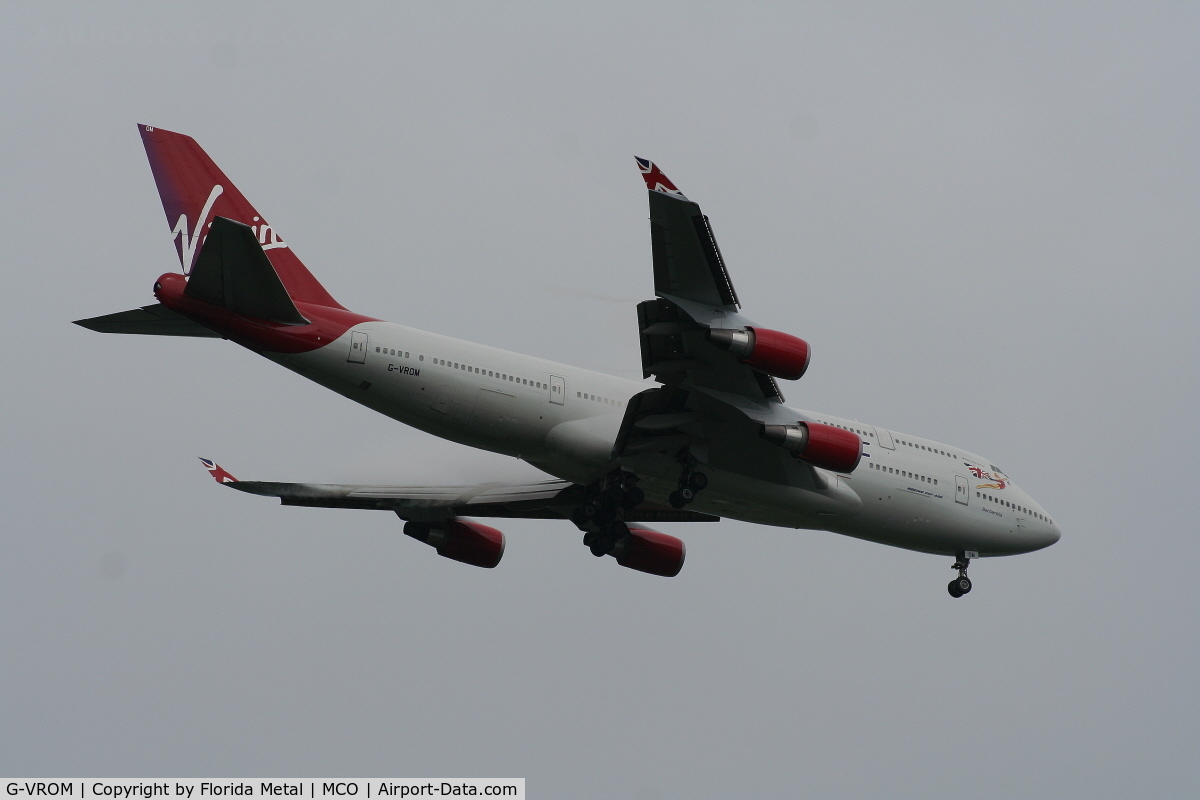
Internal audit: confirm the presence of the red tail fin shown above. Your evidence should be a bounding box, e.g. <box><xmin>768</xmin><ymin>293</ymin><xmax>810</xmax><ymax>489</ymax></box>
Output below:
<box><xmin>138</xmin><ymin>124</ymin><xmax>343</xmax><ymax>309</ymax></box>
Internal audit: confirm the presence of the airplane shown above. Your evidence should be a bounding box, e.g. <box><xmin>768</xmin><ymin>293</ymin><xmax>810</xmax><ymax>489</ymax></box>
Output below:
<box><xmin>76</xmin><ymin>124</ymin><xmax>1061</xmax><ymax>597</ymax></box>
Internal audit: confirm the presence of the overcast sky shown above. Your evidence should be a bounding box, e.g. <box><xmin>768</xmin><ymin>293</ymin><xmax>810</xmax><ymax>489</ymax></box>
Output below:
<box><xmin>2</xmin><ymin>2</ymin><xmax>1198</xmax><ymax>797</ymax></box>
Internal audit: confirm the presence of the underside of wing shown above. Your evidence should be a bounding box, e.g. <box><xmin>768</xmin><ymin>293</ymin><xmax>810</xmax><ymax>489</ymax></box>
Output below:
<box><xmin>637</xmin><ymin>157</ymin><xmax>740</xmax><ymax>310</ymax></box>
<box><xmin>227</xmin><ymin>476</ymin><xmax>718</xmax><ymax>523</ymax></box>
<box><xmin>634</xmin><ymin>159</ymin><xmax>800</xmax><ymax>406</ymax></box>
<box><xmin>613</xmin><ymin>385</ymin><xmax>830</xmax><ymax>491</ymax></box>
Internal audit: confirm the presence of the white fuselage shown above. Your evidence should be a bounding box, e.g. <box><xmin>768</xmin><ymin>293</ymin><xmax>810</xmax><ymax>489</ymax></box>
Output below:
<box><xmin>268</xmin><ymin>320</ymin><xmax>1060</xmax><ymax>559</ymax></box>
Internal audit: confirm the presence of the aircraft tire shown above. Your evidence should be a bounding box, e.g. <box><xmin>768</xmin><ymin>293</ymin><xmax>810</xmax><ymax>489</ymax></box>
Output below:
<box><xmin>621</xmin><ymin>487</ymin><xmax>645</xmax><ymax>509</ymax></box>
<box><xmin>947</xmin><ymin>580</ymin><xmax>964</xmax><ymax>598</ymax></box>
<box><xmin>688</xmin><ymin>472</ymin><xmax>708</xmax><ymax>491</ymax></box>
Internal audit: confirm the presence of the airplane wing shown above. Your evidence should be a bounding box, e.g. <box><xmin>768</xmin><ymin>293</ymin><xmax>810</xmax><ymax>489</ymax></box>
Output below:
<box><xmin>199</xmin><ymin>459</ymin><xmax>717</xmax><ymax>523</ymax></box>
<box><xmin>638</xmin><ymin>158</ymin><xmax>740</xmax><ymax>310</ymax></box>
<box><xmin>634</xmin><ymin>158</ymin><xmax>789</xmax><ymax>405</ymax></box>
<box><xmin>622</xmin><ymin>161</ymin><xmax>856</xmax><ymax>488</ymax></box>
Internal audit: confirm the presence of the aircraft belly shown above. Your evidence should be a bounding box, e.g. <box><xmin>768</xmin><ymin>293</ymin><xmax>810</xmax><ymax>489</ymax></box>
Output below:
<box><xmin>624</xmin><ymin>459</ymin><xmax>864</xmax><ymax>528</ymax></box>
<box><xmin>825</xmin><ymin>476</ymin><xmax>1041</xmax><ymax>557</ymax></box>
<box><xmin>271</xmin><ymin>335</ymin><xmax>609</xmax><ymax>468</ymax></box>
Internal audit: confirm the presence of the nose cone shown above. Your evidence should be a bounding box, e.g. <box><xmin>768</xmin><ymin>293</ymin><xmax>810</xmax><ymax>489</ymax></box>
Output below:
<box><xmin>1036</xmin><ymin>524</ymin><xmax>1062</xmax><ymax>550</ymax></box>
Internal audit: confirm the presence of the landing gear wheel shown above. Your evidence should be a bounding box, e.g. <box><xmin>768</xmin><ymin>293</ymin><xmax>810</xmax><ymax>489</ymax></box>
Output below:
<box><xmin>589</xmin><ymin>523</ymin><xmax>627</xmax><ymax>557</ymax></box>
<box><xmin>946</xmin><ymin>551</ymin><xmax>974</xmax><ymax>598</ymax></box>
<box><xmin>621</xmin><ymin>487</ymin><xmax>645</xmax><ymax>509</ymax></box>
<box><xmin>688</xmin><ymin>472</ymin><xmax>708</xmax><ymax>491</ymax></box>
<box><xmin>668</xmin><ymin>490</ymin><xmax>687</xmax><ymax>509</ymax></box>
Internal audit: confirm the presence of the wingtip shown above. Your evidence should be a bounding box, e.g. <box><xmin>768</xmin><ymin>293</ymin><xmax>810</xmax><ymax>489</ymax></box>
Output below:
<box><xmin>199</xmin><ymin>457</ymin><xmax>238</xmax><ymax>484</ymax></box>
<box><xmin>635</xmin><ymin>157</ymin><xmax>687</xmax><ymax>200</ymax></box>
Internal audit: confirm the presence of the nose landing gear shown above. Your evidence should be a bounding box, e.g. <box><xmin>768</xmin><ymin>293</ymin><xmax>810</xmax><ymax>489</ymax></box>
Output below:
<box><xmin>947</xmin><ymin>551</ymin><xmax>976</xmax><ymax>598</ymax></box>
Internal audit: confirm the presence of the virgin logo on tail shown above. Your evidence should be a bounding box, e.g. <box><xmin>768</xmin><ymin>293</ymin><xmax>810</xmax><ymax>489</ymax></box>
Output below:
<box><xmin>171</xmin><ymin>184</ymin><xmax>288</xmax><ymax>275</ymax></box>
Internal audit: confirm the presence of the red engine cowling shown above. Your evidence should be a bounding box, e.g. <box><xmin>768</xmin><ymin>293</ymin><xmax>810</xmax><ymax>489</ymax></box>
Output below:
<box><xmin>404</xmin><ymin>518</ymin><xmax>506</xmax><ymax>568</ymax></box>
<box><xmin>761</xmin><ymin>422</ymin><xmax>862</xmax><ymax>473</ymax></box>
<box><xmin>708</xmin><ymin>327</ymin><xmax>811</xmax><ymax>380</ymax></box>
<box><xmin>612</xmin><ymin>526</ymin><xmax>686</xmax><ymax>577</ymax></box>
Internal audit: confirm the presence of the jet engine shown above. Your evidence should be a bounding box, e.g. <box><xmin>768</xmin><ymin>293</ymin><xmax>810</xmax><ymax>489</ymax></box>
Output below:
<box><xmin>761</xmin><ymin>422</ymin><xmax>862</xmax><ymax>473</ymax></box>
<box><xmin>708</xmin><ymin>327</ymin><xmax>811</xmax><ymax>380</ymax></box>
<box><xmin>610</xmin><ymin>525</ymin><xmax>686</xmax><ymax>577</ymax></box>
<box><xmin>403</xmin><ymin>518</ymin><xmax>506</xmax><ymax>568</ymax></box>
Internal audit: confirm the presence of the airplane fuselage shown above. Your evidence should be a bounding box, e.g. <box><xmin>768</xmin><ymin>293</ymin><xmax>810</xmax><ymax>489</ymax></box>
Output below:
<box><xmin>269</xmin><ymin>320</ymin><xmax>1061</xmax><ymax>559</ymax></box>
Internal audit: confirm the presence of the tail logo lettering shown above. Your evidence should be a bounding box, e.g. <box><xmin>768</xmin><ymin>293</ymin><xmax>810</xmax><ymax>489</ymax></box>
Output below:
<box><xmin>173</xmin><ymin>185</ymin><xmax>223</xmax><ymax>275</ymax></box>
<box><xmin>170</xmin><ymin>185</ymin><xmax>288</xmax><ymax>274</ymax></box>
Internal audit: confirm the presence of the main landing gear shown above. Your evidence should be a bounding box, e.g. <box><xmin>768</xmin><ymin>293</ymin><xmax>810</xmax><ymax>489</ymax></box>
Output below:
<box><xmin>947</xmin><ymin>551</ymin><xmax>974</xmax><ymax>598</ymax></box>
<box><xmin>668</xmin><ymin>450</ymin><xmax>708</xmax><ymax>509</ymax></box>
<box><xmin>573</xmin><ymin>470</ymin><xmax>644</xmax><ymax>557</ymax></box>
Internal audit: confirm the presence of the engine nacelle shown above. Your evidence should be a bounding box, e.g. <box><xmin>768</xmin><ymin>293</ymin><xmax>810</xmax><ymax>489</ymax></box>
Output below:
<box><xmin>708</xmin><ymin>327</ymin><xmax>811</xmax><ymax>380</ymax></box>
<box><xmin>404</xmin><ymin>518</ymin><xmax>505</xmax><ymax>568</ymax></box>
<box><xmin>611</xmin><ymin>526</ymin><xmax>686</xmax><ymax>577</ymax></box>
<box><xmin>761</xmin><ymin>422</ymin><xmax>862</xmax><ymax>473</ymax></box>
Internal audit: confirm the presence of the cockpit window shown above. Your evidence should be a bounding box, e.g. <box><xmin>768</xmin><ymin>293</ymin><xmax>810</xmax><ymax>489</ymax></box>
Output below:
<box><xmin>990</xmin><ymin>465</ymin><xmax>1003</xmax><ymax>473</ymax></box>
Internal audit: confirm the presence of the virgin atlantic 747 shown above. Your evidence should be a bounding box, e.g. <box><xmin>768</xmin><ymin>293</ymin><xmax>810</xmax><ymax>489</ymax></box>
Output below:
<box><xmin>77</xmin><ymin>125</ymin><xmax>1060</xmax><ymax>596</ymax></box>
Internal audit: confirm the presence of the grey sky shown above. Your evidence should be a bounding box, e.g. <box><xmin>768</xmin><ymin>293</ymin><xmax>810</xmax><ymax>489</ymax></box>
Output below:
<box><xmin>2</xmin><ymin>2</ymin><xmax>1197</xmax><ymax>797</ymax></box>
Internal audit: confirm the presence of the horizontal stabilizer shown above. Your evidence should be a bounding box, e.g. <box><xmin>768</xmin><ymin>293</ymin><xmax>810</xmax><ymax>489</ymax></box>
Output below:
<box><xmin>73</xmin><ymin>303</ymin><xmax>220</xmax><ymax>337</ymax></box>
<box><xmin>185</xmin><ymin>216</ymin><xmax>309</xmax><ymax>325</ymax></box>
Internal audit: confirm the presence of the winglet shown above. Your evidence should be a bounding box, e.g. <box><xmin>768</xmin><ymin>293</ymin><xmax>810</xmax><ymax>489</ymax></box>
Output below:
<box><xmin>199</xmin><ymin>457</ymin><xmax>238</xmax><ymax>484</ymax></box>
<box><xmin>635</xmin><ymin>157</ymin><xmax>688</xmax><ymax>200</ymax></box>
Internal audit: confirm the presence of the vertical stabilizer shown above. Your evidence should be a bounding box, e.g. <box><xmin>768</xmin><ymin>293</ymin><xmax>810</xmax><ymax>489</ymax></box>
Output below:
<box><xmin>138</xmin><ymin>124</ymin><xmax>343</xmax><ymax>309</ymax></box>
